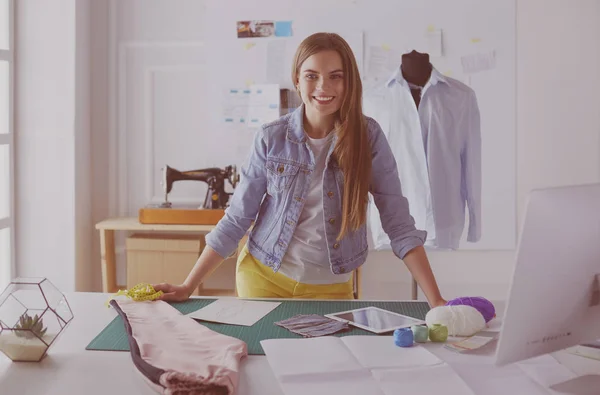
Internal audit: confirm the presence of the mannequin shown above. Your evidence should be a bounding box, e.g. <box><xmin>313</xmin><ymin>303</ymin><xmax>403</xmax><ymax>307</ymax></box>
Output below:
<box><xmin>364</xmin><ymin>51</ymin><xmax>482</xmax><ymax>251</ymax></box>
<box><xmin>401</xmin><ymin>50</ymin><xmax>432</xmax><ymax>108</ymax></box>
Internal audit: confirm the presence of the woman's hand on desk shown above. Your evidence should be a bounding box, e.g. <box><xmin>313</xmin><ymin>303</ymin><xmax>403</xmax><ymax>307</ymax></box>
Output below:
<box><xmin>153</xmin><ymin>283</ymin><xmax>194</xmax><ymax>302</ymax></box>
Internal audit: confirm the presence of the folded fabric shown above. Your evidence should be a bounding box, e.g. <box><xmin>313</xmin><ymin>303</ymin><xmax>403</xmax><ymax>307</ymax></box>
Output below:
<box><xmin>274</xmin><ymin>314</ymin><xmax>349</xmax><ymax>337</ymax></box>
<box><xmin>111</xmin><ymin>299</ymin><xmax>248</xmax><ymax>395</ymax></box>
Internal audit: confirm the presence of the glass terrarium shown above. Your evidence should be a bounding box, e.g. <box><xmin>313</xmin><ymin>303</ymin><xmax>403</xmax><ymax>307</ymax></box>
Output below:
<box><xmin>0</xmin><ymin>277</ymin><xmax>74</xmax><ymax>362</ymax></box>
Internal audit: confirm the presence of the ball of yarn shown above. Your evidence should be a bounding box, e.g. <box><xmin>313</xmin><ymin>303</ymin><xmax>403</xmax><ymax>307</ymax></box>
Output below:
<box><xmin>393</xmin><ymin>328</ymin><xmax>414</xmax><ymax>347</ymax></box>
<box><xmin>411</xmin><ymin>325</ymin><xmax>429</xmax><ymax>343</ymax></box>
<box><xmin>446</xmin><ymin>296</ymin><xmax>496</xmax><ymax>323</ymax></box>
<box><xmin>428</xmin><ymin>324</ymin><xmax>448</xmax><ymax>342</ymax></box>
<box><xmin>425</xmin><ymin>305</ymin><xmax>486</xmax><ymax>336</ymax></box>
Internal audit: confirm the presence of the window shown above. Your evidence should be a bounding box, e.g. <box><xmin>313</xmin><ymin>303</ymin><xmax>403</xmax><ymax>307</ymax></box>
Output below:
<box><xmin>0</xmin><ymin>0</ymin><xmax>13</xmax><ymax>290</ymax></box>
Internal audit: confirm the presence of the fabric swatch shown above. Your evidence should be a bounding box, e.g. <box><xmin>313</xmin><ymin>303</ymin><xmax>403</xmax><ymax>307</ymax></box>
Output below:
<box><xmin>274</xmin><ymin>314</ymin><xmax>349</xmax><ymax>337</ymax></box>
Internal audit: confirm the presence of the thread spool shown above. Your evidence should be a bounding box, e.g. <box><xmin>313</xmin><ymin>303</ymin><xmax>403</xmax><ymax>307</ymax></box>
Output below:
<box><xmin>428</xmin><ymin>324</ymin><xmax>448</xmax><ymax>342</ymax></box>
<box><xmin>411</xmin><ymin>325</ymin><xmax>429</xmax><ymax>343</ymax></box>
<box><xmin>393</xmin><ymin>328</ymin><xmax>414</xmax><ymax>347</ymax></box>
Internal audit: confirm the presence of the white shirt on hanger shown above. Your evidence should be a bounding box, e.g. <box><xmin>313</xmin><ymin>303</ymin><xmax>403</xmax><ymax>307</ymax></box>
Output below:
<box><xmin>364</xmin><ymin>66</ymin><xmax>481</xmax><ymax>250</ymax></box>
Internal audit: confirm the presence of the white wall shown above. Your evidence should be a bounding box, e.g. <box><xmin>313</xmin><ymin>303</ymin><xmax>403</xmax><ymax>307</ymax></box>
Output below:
<box><xmin>15</xmin><ymin>0</ymin><xmax>600</xmax><ymax>298</ymax></box>
<box><xmin>15</xmin><ymin>0</ymin><xmax>93</xmax><ymax>292</ymax></box>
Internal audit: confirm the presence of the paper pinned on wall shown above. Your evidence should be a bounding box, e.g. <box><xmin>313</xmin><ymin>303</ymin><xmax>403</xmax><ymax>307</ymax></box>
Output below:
<box><xmin>267</xmin><ymin>40</ymin><xmax>287</xmax><ymax>83</ymax></box>
<box><xmin>247</xmin><ymin>84</ymin><xmax>280</xmax><ymax>128</ymax></box>
<box><xmin>222</xmin><ymin>88</ymin><xmax>251</xmax><ymax>126</ymax></box>
<box><xmin>237</xmin><ymin>20</ymin><xmax>293</xmax><ymax>38</ymax></box>
<box><xmin>461</xmin><ymin>50</ymin><xmax>496</xmax><ymax>74</ymax></box>
<box><xmin>367</xmin><ymin>45</ymin><xmax>402</xmax><ymax>80</ymax></box>
<box><xmin>424</xmin><ymin>28</ymin><xmax>443</xmax><ymax>57</ymax></box>
<box><xmin>275</xmin><ymin>21</ymin><xmax>293</xmax><ymax>37</ymax></box>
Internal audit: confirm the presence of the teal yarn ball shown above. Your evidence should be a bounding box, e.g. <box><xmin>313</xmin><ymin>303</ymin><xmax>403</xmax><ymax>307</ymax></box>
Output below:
<box><xmin>393</xmin><ymin>327</ymin><xmax>414</xmax><ymax>347</ymax></box>
<box><xmin>411</xmin><ymin>325</ymin><xmax>429</xmax><ymax>343</ymax></box>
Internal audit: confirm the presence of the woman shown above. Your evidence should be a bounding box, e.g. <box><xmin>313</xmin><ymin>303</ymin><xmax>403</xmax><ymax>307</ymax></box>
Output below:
<box><xmin>154</xmin><ymin>33</ymin><xmax>446</xmax><ymax>307</ymax></box>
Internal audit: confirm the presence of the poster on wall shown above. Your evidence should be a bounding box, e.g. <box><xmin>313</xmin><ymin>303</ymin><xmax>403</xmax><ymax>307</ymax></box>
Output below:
<box><xmin>222</xmin><ymin>84</ymin><xmax>280</xmax><ymax>130</ymax></box>
<box><xmin>237</xmin><ymin>20</ymin><xmax>293</xmax><ymax>38</ymax></box>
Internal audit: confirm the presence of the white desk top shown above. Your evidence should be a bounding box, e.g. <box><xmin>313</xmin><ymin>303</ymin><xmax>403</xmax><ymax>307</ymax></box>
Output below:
<box><xmin>0</xmin><ymin>292</ymin><xmax>597</xmax><ymax>395</ymax></box>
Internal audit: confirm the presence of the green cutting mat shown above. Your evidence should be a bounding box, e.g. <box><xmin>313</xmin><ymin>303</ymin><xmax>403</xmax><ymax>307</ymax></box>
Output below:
<box><xmin>86</xmin><ymin>299</ymin><xmax>430</xmax><ymax>355</ymax></box>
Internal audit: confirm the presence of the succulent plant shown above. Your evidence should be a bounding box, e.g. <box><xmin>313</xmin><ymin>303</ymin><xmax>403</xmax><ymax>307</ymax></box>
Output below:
<box><xmin>14</xmin><ymin>313</ymin><xmax>47</xmax><ymax>340</ymax></box>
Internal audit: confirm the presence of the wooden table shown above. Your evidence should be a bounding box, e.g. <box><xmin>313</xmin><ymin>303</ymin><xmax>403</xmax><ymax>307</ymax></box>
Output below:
<box><xmin>95</xmin><ymin>217</ymin><xmax>363</xmax><ymax>298</ymax></box>
<box><xmin>95</xmin><ymin>217</ymin><xmax>219</xmax><ymax>293</ymax></box>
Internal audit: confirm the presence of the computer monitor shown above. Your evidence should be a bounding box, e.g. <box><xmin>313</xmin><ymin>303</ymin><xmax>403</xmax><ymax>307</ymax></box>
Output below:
<box><xmin>494</xmin><ymin>183</ymin><xmax>600</xmax><ymax>391</ymax></box>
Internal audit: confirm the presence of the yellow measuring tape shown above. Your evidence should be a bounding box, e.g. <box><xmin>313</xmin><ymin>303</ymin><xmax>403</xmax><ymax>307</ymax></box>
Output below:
<box><xmin>105</xmin><ymin>283</ymin><xmax>164</xmax><ymax>307</ymax></box>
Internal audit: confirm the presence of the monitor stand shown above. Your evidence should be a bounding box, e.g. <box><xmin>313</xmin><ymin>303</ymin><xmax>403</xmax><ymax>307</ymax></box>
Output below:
<box><xmin>549</xmin><ymin>374</ymin><xmax>600</xmax><ymax>394</ymax></box>
<box><xmin>550</xmin><ymin>275</ymin><xmax>600</xmax><ymax>393</ymax></box>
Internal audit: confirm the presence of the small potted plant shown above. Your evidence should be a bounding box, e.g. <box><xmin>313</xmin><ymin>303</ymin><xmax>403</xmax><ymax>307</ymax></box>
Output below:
<box><xmin>0</xmin><ymin>277</ymin><xmax>73</xmax><ymax>362</ymax></box>
<box><xmin>0</xmin><ymin>312</ymin><xmax>49</xmax><ymax>361</ymax></box>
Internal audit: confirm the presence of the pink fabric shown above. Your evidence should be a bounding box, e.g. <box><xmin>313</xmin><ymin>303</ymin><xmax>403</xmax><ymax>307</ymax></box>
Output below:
<box><xmin>115</xmin><ymin>300</ymin><xmax>247</xmax><ymax>395</ymax></box>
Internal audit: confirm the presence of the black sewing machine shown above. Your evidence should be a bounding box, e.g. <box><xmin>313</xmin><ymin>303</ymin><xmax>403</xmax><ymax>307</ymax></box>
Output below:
<box><xmin>139</xmin><ymin>164</ymin><xmax>240</xmax><ymax>225</ymax></box>
<box><xmin>160</xmin><ymin>165</ymin><xmax>240</xmax><ymax>209</ymax></box>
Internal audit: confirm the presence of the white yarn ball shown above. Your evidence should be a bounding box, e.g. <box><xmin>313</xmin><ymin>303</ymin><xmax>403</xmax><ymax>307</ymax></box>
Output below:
<box><xmin>425</xmin><ymin>305</ymin><xmax>486</xmax><ymax>336</ymax></box>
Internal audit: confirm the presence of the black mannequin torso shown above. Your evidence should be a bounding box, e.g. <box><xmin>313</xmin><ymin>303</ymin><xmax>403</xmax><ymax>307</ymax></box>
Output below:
<box><xmin>401</xmin><ymin>50</ymin><xmax>432</xmax><ymax>108</ymax></box>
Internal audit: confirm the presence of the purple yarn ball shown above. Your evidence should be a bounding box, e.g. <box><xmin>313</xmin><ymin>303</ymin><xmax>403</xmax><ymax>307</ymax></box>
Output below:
<box><xmin>446</xmin><ymin>296</ymin><xmax>496</xmax><ymax>323</ymax></box>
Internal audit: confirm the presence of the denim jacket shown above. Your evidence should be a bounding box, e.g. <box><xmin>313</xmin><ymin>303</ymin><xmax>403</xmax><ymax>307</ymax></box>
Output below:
<box><xmin>205</xmin><ymin>104</ymin><xmax>426</xmax><ymax>275</ymax></box>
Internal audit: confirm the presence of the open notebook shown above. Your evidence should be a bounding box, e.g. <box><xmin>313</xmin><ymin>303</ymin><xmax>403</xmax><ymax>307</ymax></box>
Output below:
<box><xmin>260</xmin><ymin>336</ymin><xmax>475</xmax><ymax>395</ymax></box>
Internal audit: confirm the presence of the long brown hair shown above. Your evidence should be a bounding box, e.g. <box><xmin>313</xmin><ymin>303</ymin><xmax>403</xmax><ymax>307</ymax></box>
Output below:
<box><xmin>292</xmin><ymin>32</ymin><xmax>371</xmax><ymax>240</ymax></box>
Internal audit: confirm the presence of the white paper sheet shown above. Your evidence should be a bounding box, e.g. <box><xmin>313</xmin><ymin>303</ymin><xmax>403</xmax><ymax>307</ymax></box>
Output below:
<box><xmin>267</xmin><ymin>40</ymin><xmax>286</xmax><ymax>83</ymax></box>
<box><xmin>340</xmin><ymin>335</ymin><xmax>443</xmax><ymax>369</ymax></box>
<box><xmin>366</xmin><ymin>45</ymin><xmax>403</xmax><ymax>80</ymax></box>
<box><xmin>372</xmin><ymin>364</ymin><xmax>475</xmax><ymax>395</ymax></box>
<box><xmin>424</xmin><ymin>29</ymin><xmax>443</xmax><ymax>57</ymax></box>
<box><xmin>247</xmin><ymin>84</ymin><xmax>280</xmax><ymax>128</ymax></box>
<box><xmin>461</xmin><ymin>50</ymin><xmax>496</xmax><ymax>74</ymax></box>
<box><xmin>222</xmin><ymin>87</ymin><xmax>251</xmax><ymax>128</ymax></box>
<box><xmin>261</xmin><ymin>336</ymin><xmax>474</xmax><ymax>395</ymax></box>
<box><xmin>274</xmin><ymin>372</ymin><xmax>384</xmax><ymax>395</ymax></box>
<box><xmin>260</xmin><ymin>337</ymin><xmax>363</xmax><ymax>376</ymax></box>
<box><xmin>187</xmin><ymin>299</ymin><xmax>281</xmax><ymax>326</ymax></box>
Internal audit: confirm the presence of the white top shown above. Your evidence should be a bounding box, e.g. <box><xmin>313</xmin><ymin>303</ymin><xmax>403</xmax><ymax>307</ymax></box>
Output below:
<box><xmin>278</xmin><ymin>132</ymin><xmax>352</xmax><ymax>285</ymax></box>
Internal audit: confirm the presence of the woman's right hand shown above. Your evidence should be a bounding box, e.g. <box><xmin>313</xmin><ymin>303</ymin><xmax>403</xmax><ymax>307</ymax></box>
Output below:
<box><xmin>153</xmin><ymin>282</ymin><xmax>194</xmax><ymax>302</ymax></box>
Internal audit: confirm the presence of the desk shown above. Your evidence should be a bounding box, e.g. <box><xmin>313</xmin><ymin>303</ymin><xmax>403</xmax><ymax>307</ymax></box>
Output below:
<box><xmin>95</xmin><ymin>217</ymin><xmax>219</xmax><ymax>293</ymax></box>
<box><xmin>0</xmin><ymin>293</ymin><xmax>598</xmax><ymax>395</ymax></box>
<box><xmin>95</xmin><ymin>217</ymin><xmax>367</xmax><ymax>299</ymax></box>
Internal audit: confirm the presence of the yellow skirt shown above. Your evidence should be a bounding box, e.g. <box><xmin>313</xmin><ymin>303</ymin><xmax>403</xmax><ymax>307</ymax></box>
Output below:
<box><xmin>236</xmin><ymin>245</ymin><xmax>355</xmax><ymax>299</ymax></box>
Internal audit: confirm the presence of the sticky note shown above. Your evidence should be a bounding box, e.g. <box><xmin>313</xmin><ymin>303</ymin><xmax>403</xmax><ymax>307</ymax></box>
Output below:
<box><xmin>275</xmin><ymin>21</ymin><xmax>293</xmax><ymax>37</ymax></box>
<box><xmin>245</xmin><ymin>80</ymin><xmax>254</xmax><ymax>87</ymax></box>
<box><xmin>244</xmin><ymin>42</ymin><xmax>256</xmax><ymax>50</ymax></box>
<box><xmin>382</xmin><ymin>44</ymin><xmax>391</xmax><ymax>51</ymax></box>
<box><xmin>471</xmin><ymin>38</ymin><xmax>481</xmax><ymax>44</ymax></box>
<box><xmin>427</xmin><ymin>24</ymin><xmax>436</xmax><ymax>33</ymax></box>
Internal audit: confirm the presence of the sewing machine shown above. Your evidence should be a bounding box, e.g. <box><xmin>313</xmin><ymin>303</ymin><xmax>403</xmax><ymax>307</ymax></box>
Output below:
<box><xmin>160</xmin><ymin>165</ymin><xmax>239</xmax><ymax>209</ymax></box>
<box><xmin>138</xmin><ymin>164</ymin><xmax>240</xmax><ymax>225</ymax></box>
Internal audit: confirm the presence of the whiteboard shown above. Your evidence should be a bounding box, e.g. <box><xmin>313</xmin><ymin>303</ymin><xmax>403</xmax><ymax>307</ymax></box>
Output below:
<box><xmin>200</xmin><ymin>0</ymin><xmax>516</xmax><ymax>250</ymax></box>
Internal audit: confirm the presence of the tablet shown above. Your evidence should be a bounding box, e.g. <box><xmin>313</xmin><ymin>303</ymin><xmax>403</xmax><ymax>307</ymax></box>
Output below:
<box><xmin>325</xmin><ymin>306</ymin><xmax>425</xmax><ymax>334</ymax></box>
